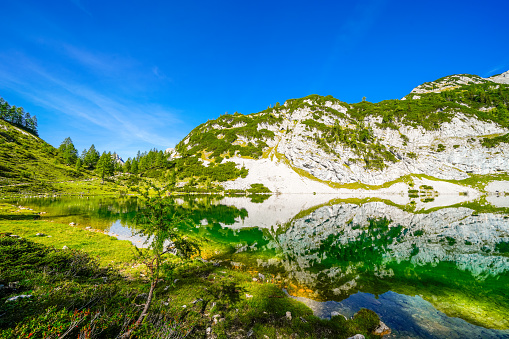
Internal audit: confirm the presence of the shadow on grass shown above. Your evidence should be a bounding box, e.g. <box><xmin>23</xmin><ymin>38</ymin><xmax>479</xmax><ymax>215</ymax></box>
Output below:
<box><xmin>0</xmin><ymin>214</ymin><xmax>40</xmax><ymax>220</ymax></box>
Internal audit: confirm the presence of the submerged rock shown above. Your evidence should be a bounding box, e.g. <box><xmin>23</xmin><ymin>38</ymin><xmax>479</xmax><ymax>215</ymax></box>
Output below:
<box><xmin>373</xmin><ymin>321</ymin><xmax>391</xmax><ymax>336</ymax></box>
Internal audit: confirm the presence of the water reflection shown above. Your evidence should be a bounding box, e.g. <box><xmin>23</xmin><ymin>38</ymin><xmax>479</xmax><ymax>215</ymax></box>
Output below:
<box><xmin>10</xmin><ymin>195</ymin><xmax>509</xmax><ymax>337</ymax></box>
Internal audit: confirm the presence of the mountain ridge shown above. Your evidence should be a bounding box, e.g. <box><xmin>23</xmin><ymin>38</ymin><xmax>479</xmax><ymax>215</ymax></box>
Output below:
<box><xmin>170</xmin><ymin>70</ymin><xmax>509</xmax><ymax>191</ymax></box>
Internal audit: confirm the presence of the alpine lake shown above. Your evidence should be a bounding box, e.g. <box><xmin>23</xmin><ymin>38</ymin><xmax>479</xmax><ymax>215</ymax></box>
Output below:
<box><xmin>9</xmin><ymin>192</ymin><xmax>509</xmax><ymax>339</ymax></box>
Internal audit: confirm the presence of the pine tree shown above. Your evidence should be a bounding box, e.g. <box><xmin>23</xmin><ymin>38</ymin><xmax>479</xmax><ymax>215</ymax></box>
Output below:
<box><xmin>84</xmin><ymin>144</ymin><xmax>100</xmax><ymax>169</ymax></box>
<box><xmin>123</xmin><ymin>158</ymin><xmax>132</xmax><ymax>173</ymax></box>
<box><xmin>131</xmin><ymin>159</ymin><xmax>139</xmax><ymax>175</ymax></box>
<box><xmin>58</xmin><ymin>137</ymin><xmax>78</xmax><ymax>166</ymax></box>
<box><xmin>96</xmin><ymin>152</ymin><xmax>114</xmax><ymax>182</ymax></box>
<box><xmin>75</xmin><ymin>158</ymin><xmax>82</xmax><ymax>172</ymax></box>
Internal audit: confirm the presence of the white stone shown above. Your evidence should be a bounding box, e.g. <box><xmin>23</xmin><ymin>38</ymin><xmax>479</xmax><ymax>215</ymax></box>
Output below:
<box><xmin>286</xmin><ymin>311</ymin><xmax>292</xmax><ymax>320</ymax></box>
<box><xmin>5</xmin><ymin>294</ymin><xmax>32</xmax><ymax>302</ymax></box>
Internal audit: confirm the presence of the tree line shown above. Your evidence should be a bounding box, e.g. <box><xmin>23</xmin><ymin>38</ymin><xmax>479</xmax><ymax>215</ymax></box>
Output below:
<box><xmin>58</xmin><ymin>137</ymin><xmax>121</xmax><ymax>181</ymax></box>
<box><xmin>0</xmin><ymin>97</ymin><xmax>38</xmax><ymax>136</ymax></box>
<box><xmin>58</xmin><ymin>138</ymin><xmax>171</xmax><ymax>180</ymax></box>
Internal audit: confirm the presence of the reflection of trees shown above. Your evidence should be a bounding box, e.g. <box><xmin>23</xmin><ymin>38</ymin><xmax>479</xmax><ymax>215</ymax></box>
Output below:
<box><xmin>268</xmin><ymin>203</ymin><xmax>509</xmax><ymax>329</ymax></box>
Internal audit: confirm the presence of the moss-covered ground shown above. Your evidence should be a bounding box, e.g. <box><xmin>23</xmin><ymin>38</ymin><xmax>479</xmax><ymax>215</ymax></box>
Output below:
<box><xmin>0</xmin><ymin>202</ymin><xmax>381</xmax><ymax>339</ymax></box>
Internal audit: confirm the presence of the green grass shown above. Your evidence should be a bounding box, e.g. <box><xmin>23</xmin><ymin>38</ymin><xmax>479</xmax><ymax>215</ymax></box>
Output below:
<box><xmin>0</xmin><ymin>203</ymin><xmax>383</xmax><ymax>339</ymax></box>
<box><xmin>0</xmin><ymin>203</ymin><xmax>137</xmax><ymax>266</ymax></box>
<box><xmin>0</xmin><ymin>120</ymin><xmax>90</xmax><ymax>189</ymax></box>
<box><xmin>0</xmin><ymin>235</ymin><xmax>382</xmax><ymax>339</ymax></box>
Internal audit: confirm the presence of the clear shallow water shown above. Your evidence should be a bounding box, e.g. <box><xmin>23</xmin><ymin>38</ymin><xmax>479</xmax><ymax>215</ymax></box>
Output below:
<box><xmin>10</xmin><ymin>195</ymin><xmax>509</xmax><ymax>338</ymax></box>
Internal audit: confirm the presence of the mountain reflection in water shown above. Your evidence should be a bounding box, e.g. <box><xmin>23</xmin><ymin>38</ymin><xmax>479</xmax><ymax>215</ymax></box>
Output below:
<box><xmin>12</xmin><ymin>195</ymin><xmax>509</xmax><ymax>338</ymax></box>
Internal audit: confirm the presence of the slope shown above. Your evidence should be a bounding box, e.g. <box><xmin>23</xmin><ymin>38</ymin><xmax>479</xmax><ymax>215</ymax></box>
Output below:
<box><xmin>0</xmin><ymin>119</ymin><xmax>87</xmax><ymax>193</ymax></box>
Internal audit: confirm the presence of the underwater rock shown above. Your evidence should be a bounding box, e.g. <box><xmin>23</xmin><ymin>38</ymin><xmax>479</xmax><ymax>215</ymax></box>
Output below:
<box><xmin>373</xmin><ymin>321</ymin><xmax>391</xmax><ymax>336</ymax></box>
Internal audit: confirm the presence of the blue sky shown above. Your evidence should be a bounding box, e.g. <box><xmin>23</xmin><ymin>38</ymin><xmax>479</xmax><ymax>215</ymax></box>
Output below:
<box><xmin>1</xmin><ymin>0</ymin><xmax>508</xmax><ymax>159</ymax></box>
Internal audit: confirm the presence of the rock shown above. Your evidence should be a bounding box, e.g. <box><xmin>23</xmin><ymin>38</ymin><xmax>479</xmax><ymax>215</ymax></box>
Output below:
<box><xmin>213</xmin><ymin>314</ymin><xmax>220</xmax><ymax>324</ymax></box>
<box><xmin>5</xmin><ymin>294</ymin><xmax>32</xmax><ymax>302</ymax></box>
<box><xmin>62</xmin><ymin>245</ymin><xmax>69</xmax><ymax>250</ymax></box>
<box><xmin>182</xmin><ymin>305</ymin><xmax>187</xmax><ymax>308</ymax></box>
<box><xmin>373</xmin><ymin>321</ymin><xmax>391</xmax><ymax>336</ymax></box>
<box><xmin>286</xmin><ymin>311</ymin><xmax>292</xmax><ymax>320</ymax></box>
<box><xmin>36</xmin><ymin>233</ymin><xmax>45</xmax><ymax>236</ymax></box>
<box><xmin>347</xmin><ymin>335</ymin><xmax>365</xmax><ymax>339</ymax></box>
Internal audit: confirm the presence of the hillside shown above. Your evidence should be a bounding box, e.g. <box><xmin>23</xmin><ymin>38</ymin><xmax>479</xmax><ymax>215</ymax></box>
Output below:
<box><xmin>0</xmin><ymin>119</ymin><xmax>88</xmax><ymax>194</ymax></box>
<box><xmin>170</xmin><ymin>70</ymin><xmax>509</xmax><ymax>191</ymax></box>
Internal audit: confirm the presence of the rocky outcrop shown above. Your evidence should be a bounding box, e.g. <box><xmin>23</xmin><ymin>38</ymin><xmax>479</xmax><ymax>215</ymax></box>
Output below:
<box><xmin>171</xmin><ymin>70</ymin><xmax>509</xmax><ymax>189</ymax></box>
<box><xmin>490</xmin><ymin>70</ymin><xmax>509</xmax><ymax>84</ymax></box>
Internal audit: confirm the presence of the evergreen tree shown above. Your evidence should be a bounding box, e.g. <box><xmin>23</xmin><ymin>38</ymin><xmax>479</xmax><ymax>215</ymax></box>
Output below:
<box><xmin>58</xmin><ymin>137</ymin><xmax>78</xmax><ymax>166</ymax></box>
<box><xmin>131</xmin><ymin>159</ymin><xmax>139</xmax><ymax>175</ymax></box>
<box><xmin>139</xmin><ymin>156</ymin><xmax>147</xmax><ymax>172</ymax></box>
<box><xmin>84</xmin><ymin>144</ymin><xmax>100</xmax><ymax>169</ymax></box>
<box><xmin>96</xmin><ymin>152</ymin><xmax>114</xmax><ymax>182</ymax></box>
<box><xmin>81</xmin><ymin>149</ymin><xmax>88</xmax><ymax>161</ymax></box>
<box><xmin>75</xmin><ymin>158</ymin><xmax>82</xmax><ymax>172</ymax></box>
<box><xmin>123</xmin><ymin>158</ymin><xmax>131</xmax><ymax>173</ymax></box>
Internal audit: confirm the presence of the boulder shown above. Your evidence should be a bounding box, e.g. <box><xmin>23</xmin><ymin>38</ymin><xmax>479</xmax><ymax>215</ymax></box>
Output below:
<box><xmin>373</xmin><ymin>321</ymin><xmax>391</xmax><ymax>336</ymax></box>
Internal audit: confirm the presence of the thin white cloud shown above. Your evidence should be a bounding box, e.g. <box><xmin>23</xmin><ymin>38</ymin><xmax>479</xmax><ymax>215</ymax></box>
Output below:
<box><xmin>485</xmin><ymin>65</ymin><xmax>509</xmax><ymax>77</ymax></box>
<box><xmin>61</xmin><ymin>44</ymin><xmax>136</xmax><ymax>76</ymax></box>
<box><xmin>0</xmin><ymin>50</ymin><xmax>183</xmax><ymax>157</ymax></box>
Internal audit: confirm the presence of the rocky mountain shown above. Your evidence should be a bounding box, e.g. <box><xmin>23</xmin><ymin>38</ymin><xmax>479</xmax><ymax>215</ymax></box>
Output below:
<box><xmin>172</xmin><ymin>70</ymin><xmax>509</xmax><ymax>191</ymax></box>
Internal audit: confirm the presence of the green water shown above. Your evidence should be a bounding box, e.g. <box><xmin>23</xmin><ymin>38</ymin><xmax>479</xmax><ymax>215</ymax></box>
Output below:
<box><xmin>10</xmin><ymin>195</ymin><xmax>509</xmax><ymax>338</ymax></box>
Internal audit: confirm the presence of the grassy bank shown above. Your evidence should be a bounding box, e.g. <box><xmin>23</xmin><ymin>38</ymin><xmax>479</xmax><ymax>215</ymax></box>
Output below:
<box><xmin>0</xmin><ymin>203</ymin><xmax>383</xmax><ymax>339</ymax></box>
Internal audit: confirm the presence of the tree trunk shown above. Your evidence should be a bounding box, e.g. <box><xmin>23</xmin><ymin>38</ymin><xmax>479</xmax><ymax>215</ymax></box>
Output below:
<box><xmin>118</xmin><ymin>278</ymin><xmax>157</xmax><ymax>339</ymax></box>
